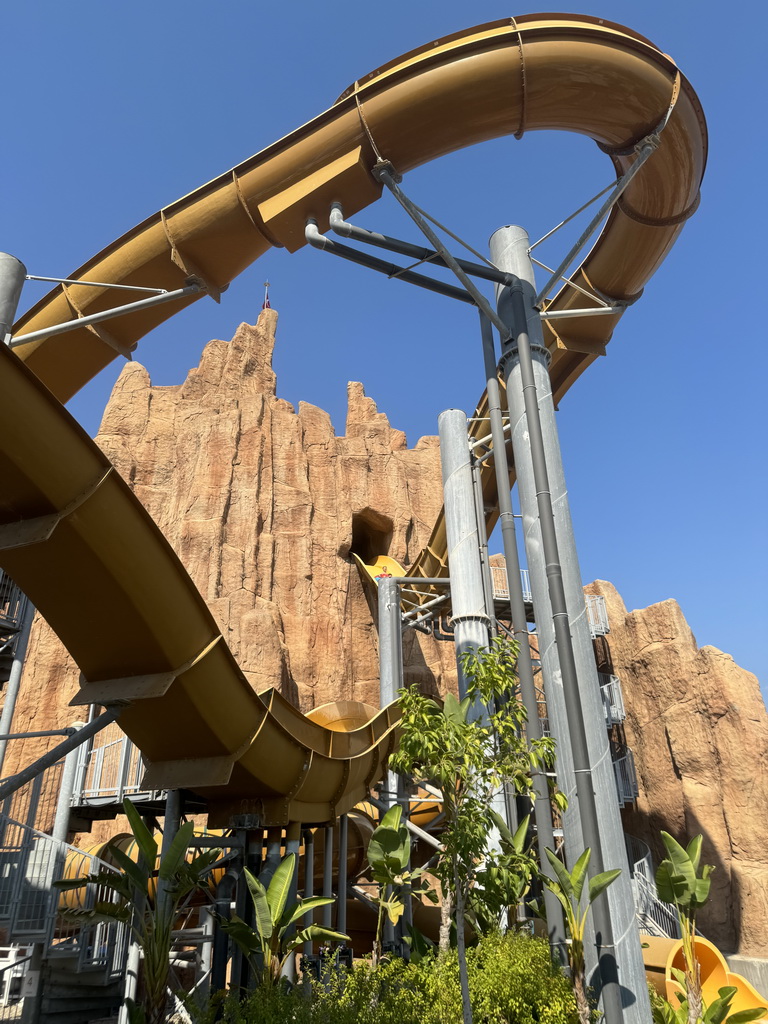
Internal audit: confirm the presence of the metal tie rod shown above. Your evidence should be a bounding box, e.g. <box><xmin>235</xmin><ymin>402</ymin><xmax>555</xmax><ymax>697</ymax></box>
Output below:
<box><xmin>9</xmin><ymin>282</ymin><xmax>205</xmax><ymax>348</ymax></box>
<box><xmin>305</xmin><ymin>221</ymin><xmax>473</xmax><ymax>305</ymax></box>
<box><xmin>328</xmin><ymin>204</ymin><xmax>515</xmax><ymax>288</ymax></box>
<box><xmin>374</xmin><ymin>165</ymin><xmax>511</xmax><ymax>341</ymax></box>
<box><xmin>534</xmin><ymin>136</ymin><xmax>660</xmax><ymax>307</ymax></box>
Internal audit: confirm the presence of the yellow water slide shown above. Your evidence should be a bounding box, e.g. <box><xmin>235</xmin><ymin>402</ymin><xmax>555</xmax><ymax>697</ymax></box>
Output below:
<box><xmin>643</xmin><ymin>936</ymin><xmax>767</xmax><ymax>1018</ymax></box>
<box><xmin>1</xmin><ymin>15</ymin><xmax>706</xmax><ymax>825</ymax></box>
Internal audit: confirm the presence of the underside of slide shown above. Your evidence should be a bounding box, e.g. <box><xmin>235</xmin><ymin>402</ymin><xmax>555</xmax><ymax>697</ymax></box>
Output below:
<box><xmin>0</xmin><ymin>15</ymin><xmax>706</xmax><ymax>826</ymax></box>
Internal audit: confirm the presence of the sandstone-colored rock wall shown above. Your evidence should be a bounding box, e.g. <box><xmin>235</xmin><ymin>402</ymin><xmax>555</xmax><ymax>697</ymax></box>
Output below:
<box><xmin>586</xmin><ymin>580</ymin><xmax>768</xmax><ymax>957</ymax></box>
<box><xmin>3</xmin><ymin>310</ymin><xmax>456</xmax><ymax>780</ymax></box>
<box><xmin>1</xmin><ymin>311</ymin><xmax>765</xmax><ymax>958</ymax></box>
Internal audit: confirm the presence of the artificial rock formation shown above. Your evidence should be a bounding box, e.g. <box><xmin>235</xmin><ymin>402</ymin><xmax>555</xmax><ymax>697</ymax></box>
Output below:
<box><xmin>5</xmin><ymin>309</ymin><xmax>456</xmax><ymax>777</ymax></box>
<box><xmin>586</xmin><ymin>580</ymin><xmax>768</xmax><ymax>958</ymax></box>
<box><xmin>3</xmin><ymin>310</ymin><xmax>766</xmax><ymax>958</ymax></box>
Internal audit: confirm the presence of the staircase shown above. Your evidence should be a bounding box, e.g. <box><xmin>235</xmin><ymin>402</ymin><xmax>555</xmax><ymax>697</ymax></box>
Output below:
<box><xmin>625</xmin><ymin>834</ymin><xmax>680</xmax><ymax>938</ymax></box>
<box><xmin>0</xmin><ymin>815</ymin><xmax>128</xmax><ymax>1024</ymax></box>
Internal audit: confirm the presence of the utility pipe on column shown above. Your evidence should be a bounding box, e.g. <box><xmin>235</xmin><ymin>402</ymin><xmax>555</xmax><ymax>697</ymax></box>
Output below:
<box><xmin>478</xmin><ymin>310</ymin><xmax>567</xmax><ymax>965</ymax></box>
<box><xmin>52</xmin><ymin>722</ymin><xmax>85</xmax><ymax>842</ymax></box>
<box><xmin>378</xmin><ymin>577</ymin><xmax>403</xmax><ymax>821</ymax></box>
<box><xmin>437</xmin><ymin>410</ymin><xmax>493</xmax><ymax>704</ymax></box>
<box><xmin>490</xmin><ymin>225</ymin><xmax>648</xmax><ymax>1024</ymax></box>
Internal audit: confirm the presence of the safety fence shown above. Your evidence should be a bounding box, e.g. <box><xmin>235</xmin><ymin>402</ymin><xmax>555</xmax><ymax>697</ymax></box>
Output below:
<box><xmin>599</xmin><ymin>673</ymin><xmax>626</xmax><ymax>726</ymax></box>
<box><xmin>613</xmin><ymin>749</ymin><xmax>639</xmax><ymax>807</ymax></box>
<box><xmin>0</xmin><ymin>816</ymin><xmax>128</xmax><ymax>976</ymax></box>
<box><xmin>73</xmin><ymin>722</ymin><xmax>152</xmax><ymax>806</ymax></box>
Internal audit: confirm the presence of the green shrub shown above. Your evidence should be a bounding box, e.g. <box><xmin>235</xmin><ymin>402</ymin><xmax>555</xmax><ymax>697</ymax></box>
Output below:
<box><xmin>200</xmin><ymin>933</ymin><xmax>578</xmax><ymax>1024</ymax></box>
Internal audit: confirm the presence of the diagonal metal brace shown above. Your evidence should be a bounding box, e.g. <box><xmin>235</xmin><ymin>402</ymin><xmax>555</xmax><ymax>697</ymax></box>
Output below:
<box><xmin>373</xmin><ymin>163</ymin><xmax>512</xmax><ymax>342</ymax></box>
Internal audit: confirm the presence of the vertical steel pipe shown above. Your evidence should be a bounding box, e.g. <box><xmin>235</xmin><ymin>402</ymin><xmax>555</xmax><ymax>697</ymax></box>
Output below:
<box><xmin>337</xmin><ymin>814</ymin><xmax>348</xmax><ymax>938</ymax></box>
<box><xmin>437</xmin><ymin>409</ymin><xmax>492</xmax><ymax>701</ymax></box>
<box><xmin>491</xmin><ymin>225</ymin><xmax>648</xmax><ymax>1024</ymax></box>
<box><xmin>378</xmin><ymin>577</ymin><xmax>403</xmax><ymax>810</ymax></box>
<box><xmin>51</xmin><ymin>723</ymin><xmax>85</xmax><ymax>843</ymax></box>
<box><xmin>322</xmin><ymin>826</ymin><xmax>334</xmax><ymax>930</ymax></box>
<box><xmin>302</xmin><ymin>829</ymin><xmax>315</xmax><ymax>955</ymax></box>
<box><xmin>478</xmin><ymin>310</ymin><xmax>567</xmax><ymax>962</ymax></box>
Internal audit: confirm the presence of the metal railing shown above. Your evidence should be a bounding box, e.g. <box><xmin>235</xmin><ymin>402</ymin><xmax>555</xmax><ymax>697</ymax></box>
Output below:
<box><xmin>599</xmin><ymin>673</ymin><xmax>626</xmax><ymax>726</ymax></box>
<box><xmin>490</xmin><ymin>566</ymin><xmax>532</xmax><ymax>603</ymax></box>
<box><xmin>0</xmin><ymin>816</ymin><xmax>128</xmax><ymax>975</ymax></box>
<box><xmin>613</xmin><ymin>749</ymin><xmax>639</xmax><ymax>806</ymax></box>
<box><xmin>586</xmin><ymin>594</ymin><xmax>610</xmax><ymax>637</ymax></box>
<box><xmin>490</xmin><ymin>570</ymin><xmax>609</xmax><ymax>639</ymax></box>
<box><xmin>0</xmin><ymin>571</ymin><xmax>27</xmax><ymax>637</ymax></box>
<box><xmin>0</xmin><ymin>760</ymin><xmax>63</xmax><ymax>836</ymax></box>
<box><xmin>73</xmin><ymin>724</ymin><xmax>155</xmax><ymax>806</ymax></box>
<box><xmin>624</xmin><ymin>833</ymin><xmax>681</xmax><ymax>938</ymax></box>
<box><xmin>632</xmin><ymin>871</ymin><xmax>681</xmax><ymax>938</ymax></box>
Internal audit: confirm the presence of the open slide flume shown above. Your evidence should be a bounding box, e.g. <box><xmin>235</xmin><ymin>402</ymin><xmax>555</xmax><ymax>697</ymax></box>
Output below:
<box><xmin>1</xmin><ymin>15</ymin><xmax>706</xmax><ymax>825</ymax></box>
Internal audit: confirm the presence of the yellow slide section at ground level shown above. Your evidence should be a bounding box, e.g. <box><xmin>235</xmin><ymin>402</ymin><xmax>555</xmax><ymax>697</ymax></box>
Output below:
<box><xmin>643</xmin><ymin>936</ymin><xmax>767</xmax><ymax>1018</ymax></box>
<box><xmin>2</xmin><ymin>16</ymin><xmax>706</xmax><ymax>825</ymax></box>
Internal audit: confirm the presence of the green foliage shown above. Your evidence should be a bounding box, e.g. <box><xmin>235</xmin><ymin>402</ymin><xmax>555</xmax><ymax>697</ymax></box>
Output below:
<box><xmin>366</xmin><ymin>805</ymin><xmax>433</xmax><ymax>963</ymax></box>
<box><xmin>468</xmin><ymin>810</ymin><xmax>536</xmax><ymax>934</ymax></box>
<box><xmin>390</xmin><ymin>636</ymin><xmax>554</xmax><ymax>931</ymax></box>
<box><xmin>530</xmin><ymin>847</ymin><xmax>620</xmax><ymax>1024</ymax></box>
<box><xmin>656</xmin><ymin>833</ymin><xmax>713</xmax><ymax>918</ymax></box>
<box><xmin>54</xmin><ymin>798</ymin><xmax>223</xmax><ymax>1024</ymax></box>
<box><xmin>656</xmin><ymin>832</ymin><xmax>715</xmax><ymax>1024</ymax></box>
<box><xmin>217</xmin><ymin>853</ymin><xmax>349</xmax><ymax>985</ymax></box>
<box><xmin>202</xmin><ymin>932</ymin><xmax>578</xmax><ymax>1024</ymax></box>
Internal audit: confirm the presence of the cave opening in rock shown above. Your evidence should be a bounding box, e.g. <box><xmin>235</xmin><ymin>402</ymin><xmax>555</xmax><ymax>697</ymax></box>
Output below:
<box><xmin>349</xmin><ymin>508</ymin><xmax>393</xmax><ymax>566</ymax></box>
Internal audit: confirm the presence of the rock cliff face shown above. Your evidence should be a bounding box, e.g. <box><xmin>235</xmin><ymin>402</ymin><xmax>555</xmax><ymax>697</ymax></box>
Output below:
<box><xmin>5</xmin><ymin>309</ymin><xmax>456</xmax><ymax>777</ymax></box>
<box><xmin>2</xmin><ymin>311</ymin><xmax>765</xmax><ymax>958</ymax></box>
<box><xmin>586</xmin><ymin>580</ymin><xmax>768</xmax><ymax>957</ymax></box>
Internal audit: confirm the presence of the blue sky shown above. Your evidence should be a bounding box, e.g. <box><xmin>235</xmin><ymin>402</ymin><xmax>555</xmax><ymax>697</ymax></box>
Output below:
<box><xmin>5</xmin><ymin>1</ymin><xmax>766</xmax><ymax>693</ymax></box>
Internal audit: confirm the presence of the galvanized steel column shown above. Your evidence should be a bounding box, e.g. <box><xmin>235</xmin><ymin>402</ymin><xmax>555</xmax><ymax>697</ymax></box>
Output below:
<box><xmin>438</xmin><ymin>409</ymin><xmax>492</xmax><ymax>699</ymax></box>
<box><xmin>478</xmin><ymin>311</ymin><xmax>566</xmax><ymax>962</ymax></box>
<box><xmin>378</xmin><ymin>577</ymin><xmax>403</xmax><ymax>811</ymax></box>
<box><xmin>490</xmin><ymin>225</ymin><xmax>648</xmax><ymax>1024</ymax></box>
<box><xmin>0</xmin><ymin>253</ymin><xmax>25</xmax><ymax>343</ymax></box>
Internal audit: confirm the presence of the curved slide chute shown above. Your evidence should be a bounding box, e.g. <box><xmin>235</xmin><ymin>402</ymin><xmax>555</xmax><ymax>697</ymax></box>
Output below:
<box><xmin>643</xmin><ymin>936</ymin><xmax>767</xmax><ymax>1019</ymax></box>
<box><xmin>1</xmin><ymin>16</ymin><xmax>706</xmax><ymax>825</ymax></box>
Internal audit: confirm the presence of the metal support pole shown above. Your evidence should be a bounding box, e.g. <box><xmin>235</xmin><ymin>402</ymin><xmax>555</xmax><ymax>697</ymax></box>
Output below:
<box><xmin>478</xmin><ymin>309</ymin><xmax>567</xmax><ymax>964</ymax></box>
<box><xmin>0</xmin><ymin>596</ymin><xmax>35</xmax><ymax>778</ymax></box>
<box><xmin>322</xmin><ymin>826</ymin><xmax>334</xmax><ymax>930</ymax></box>
<box><xmin>437</xmin><ymin>409</ymin><xmax>492</xmax><ymax>701</ymax></box>
<box><xmin>302</xmin><ymin>829</ymin><xmax>315</xmax><ymax>955</ymax></box>
<box><xmin>471</xmin><ymin>457</ymin><xmax>496</xmax><ymax>635</ymax></box>
<box><xmin>337</xmin><ymin>814</ymin><xmax>348</xmax><ymax>939</ymax></box>
<box><xmin>157</xmin><ymin>789</ymin><xmax>183</xmax><ymax>915</ymax></box>
<box><xmin>118</xmin><ymin>941</ymin><xmax>141</xmax><ymax>1024</ymax></box>
<box><xmin>0</xmin><ymin>706</ymin><xmax>121</xmax><ymax>801</ymax></box>
<box><xmin>51</xmin><ymin>723</ymin><xmax>85</xmax><ymax>842</ymax></box>
<box><xmin>0</xmin><ymin>253</ymin><xmax>26</xmax><ymax>343</ymax></box>
<box><xmin>378</xmin><ymin>577</ymin><xmax>403</xmax><ymax>812</ymax></box>
<box><xmin>199</xmin><ymin>905</ymin><xmax>215</xmax><ymax>998</ymax></box>
<box><xmin>281</xmin><ymin>823</ymin><xmax>302</xmax><ymax>982</ymax></box>
<box><xmin>491</xmin><ymin>225</ymin><xmax>648</xmax><ymax>1024</ymax></box>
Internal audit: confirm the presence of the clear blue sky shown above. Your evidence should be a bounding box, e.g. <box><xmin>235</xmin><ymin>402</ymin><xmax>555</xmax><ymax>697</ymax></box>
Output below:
<box><xmin>5</xmin><ymin>1</ymin><xmax>766</xmax><ymax>694</ymax></box>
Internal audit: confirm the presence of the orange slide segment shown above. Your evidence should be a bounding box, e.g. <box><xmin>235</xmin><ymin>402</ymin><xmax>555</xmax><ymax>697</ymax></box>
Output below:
<box><xmin>643</xmin><ymin>936</ymin><xmax>767</xmax><ymax>1019</ymax></box>
<box><xmin>1</xmin><ymin>16</ymin><xmax>705</xmax><ymax>826</ymax></box>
